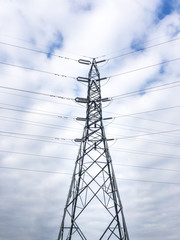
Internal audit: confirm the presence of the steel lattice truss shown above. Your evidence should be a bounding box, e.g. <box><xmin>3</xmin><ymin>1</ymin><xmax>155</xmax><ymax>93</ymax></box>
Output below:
<box><xmin>58</xmin><ymin>59</ymin><xmax>129</xmax><ymax>240</ymax></box>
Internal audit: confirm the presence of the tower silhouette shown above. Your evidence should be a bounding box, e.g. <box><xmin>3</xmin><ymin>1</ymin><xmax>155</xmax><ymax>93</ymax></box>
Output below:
<box><xmin>58</xmin><ymin>59</ymin><xmax>129</xmax><ymax>240</ymax></box>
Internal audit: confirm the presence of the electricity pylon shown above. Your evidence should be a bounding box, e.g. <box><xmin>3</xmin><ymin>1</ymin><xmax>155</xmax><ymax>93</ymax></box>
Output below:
<box><xmin>58</xmin><ymin>59</ymin><xmax>129</xmax><ymax>240</ymax></box>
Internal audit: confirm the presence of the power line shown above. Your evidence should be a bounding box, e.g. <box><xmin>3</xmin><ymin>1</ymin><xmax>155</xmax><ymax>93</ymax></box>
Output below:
<box><xmin>0</xmin><ymin>41</ymin><xmax>79</xmax><ymax>62</ymax></box>
<box><xmin>108</xmin><ymin>57</ymin><xmax>180</xmax><ymax>78</ymax></box>
<box><xmin>0</xmin><ymin>116</ymin><xmax>81</xmax><ymax>132</ymax></box>
<box><xmin>0</xmin><ymin>107</ymin><xmax>180</xmax><ymax>146</ymax></box>
<box><xmin>108</xmin><ymin>132</ymin><xmax>180</xmax><ymax>148</ymax></box>
<box><xmin>0</xmin><ymin>133</ymin><xmax>76</xmax><ymax>145</ymax></box>
<box><xmin>0</xmin><ymin>61</ymin><xmax>76</xmax><ymax>79</ymax></box>
<box><xmin>2</xmin><ymin>128</ymin><xmax>180</xmax><ymax>160</ymax></box>
<box><xmin>1</xmin><ymin>165</ymin><xmax>180</xmax><ymax>185</ymax></box>
<box><xmin>0</xmin><ymin>33</ymin><xmax>93</xmax><ymax>59</ymax></box>
<box><xmin>2</xmin><ymin>102</ymin><xmax>179</xmax><ymax>140</ymax></box>
<box><xmin>1</xmin><ymin>150</ymin><xmax>179</xmax><ymax>172</ymax></box>
<box><xmin>114</xmin><ymin>163</ymin><xmax>180</xmax><ymax>173</ymax></box>
<box><xmin>115</xmin><ymin>128</ymin><xmax>180</xmax><ymax>140</ymax></box>
<box><xmin>3</xmin><ymin>96</ymin><xmax>180</xmax><ymax>127</ymax></box>
<box><xmin>106</xmin><ymin>37</ymin><xmax>180</xmax><ymax>61</ymax></box>
<box><xmin>110</xmin><ymin>122</ymin><xmax>180</xmax><ymax>135</ymax></box>
<box><xmin>111</xmin><ymin>79</ymin><xmax>180</xmax><ymax>100</ymax></box>
<box><xmin>116</xmin><ymin>177</ymin><xmax>180</xmax><ymax>186</ymax></box>
<box><xmin>124</xmin><ymin>115</ymin><xmax>180</xmax><ymax>128</ymax></box>
<box><xmin>1</xmin><ymin>100</ymin><xmax>179</xmax><ymax>136</ymax></box>
<box><xmin>0</xmin><ymin>104</ymin><xmax>75</xmax><ymax>120</ymax></box>
<box><xmin>0</xmin><ymin>150</ymin><xmax>74</xmax><ymax>160</ymax></box>
<box><xmin>0</xmin><ymin>90</ymin><xmax>80</xmax><ymax>108</ymax></box>
<box><xmin>96</xmin><ymin>34</ymin><xmax>179</xmax><ymax>59</ymax></box>
<box><xmin>104</xmin><ymin>102</ymin><xmax>180</xmax><ymax>129</ymax></box>
<box><xmin>108</xmin><ymin>124</ymin><xmax>180</xmax><ymax>139</ymax></box>
<box><xmin>107</xmin><ymin>124</ymin><xmax>180</xmax><ymax>145</ymax></box>
<box><xmin>75</xmin><ymin>128</ymin><xmax>180</xmax><ymax>144</ymax></box>
<box><xmin>110</xmin><ymin>111</ymin><xmax>180</xmax><ymax>128</ymax></box>
<box><xmin>0</xmin><ymin>102</ymin><xmax>77</xmax><ymax>118</ymax></box>
<box><xmin>111</xmin><ymin>146</ymin><xmax>180</xmax><ymax>160</ymax></box>
<box><xmin>0</xmin><ymin>166</ymin><xmax>72</xmax><ymax>175</ymax></box>
<box><xmin>0</xmin><ymin>85</ymin><xmax>75</xmax><ymax>101</ymax></box>
<box><xmin>0</xmin><ymin>130</ymin><xmax>74</xmax><ymax>141</ymax></box>
<box><xmin>113</xmin><ymin>105</ymin><xmax>180</xmax><ymax>118</ymax></box>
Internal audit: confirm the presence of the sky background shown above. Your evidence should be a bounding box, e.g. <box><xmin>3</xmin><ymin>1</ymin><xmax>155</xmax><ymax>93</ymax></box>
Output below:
<box><xmin>0</xmin><ymin>0</ymin><xmax>180</xmax><ymax>239</ymax></box>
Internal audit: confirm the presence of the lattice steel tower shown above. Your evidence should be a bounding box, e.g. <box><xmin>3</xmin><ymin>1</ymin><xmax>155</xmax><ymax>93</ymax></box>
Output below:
<box><xmin>58</xmin><ymin>59</ymin><xmax>129</xmax><ymax>240</ymax></box>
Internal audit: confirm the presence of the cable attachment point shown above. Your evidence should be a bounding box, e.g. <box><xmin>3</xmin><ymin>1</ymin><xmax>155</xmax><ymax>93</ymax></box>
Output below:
<box><xmin>76</xmin><ymin>117</ymin><xmax>86</xmax><ymax>121</ymax></box>
<box><xmin>78</xmin><ymin>59</ymin><xmax>91</xmax><ymax>65</ymax></box>
<box><xmin>98</xmin><ymin>97</ymin><xmax>111</xmax><ymax>102</ymax></box>
<box><xmin>103</xmin><ymin>117</ymin><xmax>113</xmax><ymax>120</ymax></box>
<box><xmin>74</xmin><ymin>138</ymin><xmax>82</xmax><ymax>142</ymax></box>
<box><xmin>96</xmin><ymin>59</ymin><xmax>106</xmax><ymax>64</ymax></box>
<box><xmin>96</xmin><ymin>77</ymin><xmax>107</xmax><ymax>82</ymax></box>
<box><xmin>77</xmin><ymin>77</ymin><xmax>89</xmax><ymax>83</ymax></box>
<box><xmin>75</xmin><ymin>97</ymin><xmax>89</xmax><ymax>103</ymax></box>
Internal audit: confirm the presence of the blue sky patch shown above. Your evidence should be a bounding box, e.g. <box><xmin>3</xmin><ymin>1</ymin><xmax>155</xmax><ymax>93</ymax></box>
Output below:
<box><xmin>70</xmin><ymin>0</ymin><xmax>92</xmax><ymax>12</ymax></box>
<box><xmin>130</xmin><ymin>36</ymin><xmax>147</xmax><ymax>52</ymax></box>
<box><xmin>138</xmin><ymin>77</ymin><xmax>161</xmax><ymax>96</ymax></box>
<box><xmin>80</xmin><ymin>2</ymin><xmax>92</xmax><ymax>11</ymax></box>
<box><xmin>166</xmin><ymin>23</ymin><xmax>180</xmax><ymax>37</ymax></box>
<box><xmin>47</xmin><ymin>32</ymin><xmax>63</xmax><ymax>58</ymax></box>
<box><xmin>157</xmin><ymin>0</ymin><xmax>177</xmax><ymax>21</ymax></box>
<box><xmin>138</xmin><ymin>65</ymin><xmax>166</xmax><ymax>96</ymax></box>
<box><xmin>74</xmin><ymin>82</ymin><xmax>81</xmax><ymax>96</ymax></box>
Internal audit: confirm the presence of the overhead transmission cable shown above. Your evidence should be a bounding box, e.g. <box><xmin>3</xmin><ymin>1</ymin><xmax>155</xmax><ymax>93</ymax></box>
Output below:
<box><xmin>0</xmin><ymin>106</ymin><xmax>74</xmax><ymax>119</ymax></box>
<box><xmin>111</xmin><ymin>105</ymin><xmax>180</xmax><ymax>118</ymax></box>
<box><xmin>2</xmin><ymin>100</ymin><xmax>179</xmax><ymax>129</ymax></box>
<box><xmin>0</xmin><ymin>85</ymin><xmax>75</xmax><ymax>101</ymax></box>
<box><xmin>107</xmin><ymin>57</ymin><xmax>180</xmax><ymax>79</ymax></box>
<box><xmin>110</xmin><ymin>122</ymin><xmax>180</xmax><ymax>138</ymax></box>
<box><xmin>103</xmin><ymin>37</ymin><xmax>180</xmax><ymax>61</ymax></box>
<box><xmin>1</xmin><ymin>149</ymin><xmax>179</xmax><ymax>173</ymax></box>
<box><xmin>111</xmin><ymin>79</ymin><xmax>180</xmax><ymax>100</ymax></box>
<box><xmin>0</xmin><ymin>131</ymin><xmax>76</xmax><ymax>146</ymax></box>
<box><xmin>2</xmin><ymin>127</ymin><xmax>180</xmax><ymax>145</ymax></box>
<box><xmin>1</xmin><ymin>115</ymin><xmax>179</xmax><ymax>148</ymax></box>
<box><xmin>0</xmin><ymin>91</ymin><xmax>80</xmax><ymax>108</ymax></box>
<box><xmin>104</xmin><ymin>104</ymin><xmax>180</xmax><ymax>128</ymax></box>
<box><xmin>116</xmin><ymin>177</ymin><xmax>180</xmax><ymax>186</ymax></box>
<box><xmin>0</xmin><ymin>41</ymin><xmax>79</xmax><ymax>62</ymax></box>
<box><xmin>111</xmin><ymin>146</ymin><xmax>180</xmax><ymax>160</ymax></box>
<box><xmin>1</xmin><ymin>100</ymin><xmax>179</xmax><ymax>129</ymax></box>
<box><xmin>108</xmin><ymin>123</ymin><xmax>180</xmax><ymax>138</ymax></box>
<box><xmin>112</xmin><ymin>136</ymin><xmax>180</xmax><ymax>148</ymax></box>
<box><xmin>0</xmin><ymin>33</ymin><xmax>93</xmax><ymax>59</ymax></box>
<box><xmin>114</xmin><ymin>128</ymin><xmax>180</xmax><ymax>140</ymax></box>
<box><xmin>0</xmin><ymin>130</ymin><xmax>74</xmax><ymax>141</ymax></box>
<box><xmin>0</xmin><ymin>61</ymin><xmax>76</xmax><ymax>79</ymax></box>
<box><xmin>0</xmin><ymin>116</ymin><xmax>81</xmax><ymax>132</ymax></box>
<box><xmin>1</xmin><ymin>131</ymin><xmax>179</xmax><ymax>159</ymax></box>
<box><xmin>0</xmin><ymin>149</ymin><xmax>74</xmax><ymax>160</ymax></box>
<box><xmin>1</xmin><ymin>115</ymin><xmax>178</xmax><ymax>148</ymax></box>
<box><xmin>115</xmin><ymin>113</ymin><xmax>180</xmax><ymax>128</ymax></box>
<box><xmin>96</xmin><ymin>35</ymin><xmax>180</xmax><ymax>59</ymax></box>
<box><xmin>0</xmin><ymin>103</ymin><xmax>76</xmax><ymax>120</ymax></box>
<box><xmin>1</xmin><ymin>166</ymin><xmax>180</xmax><ymax>185</ymax></box>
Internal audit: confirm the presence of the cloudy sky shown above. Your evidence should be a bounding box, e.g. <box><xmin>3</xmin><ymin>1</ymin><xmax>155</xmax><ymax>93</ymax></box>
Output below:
<box><xmin>0</xmin><ymin>0</ymin><xmax>180</xmax><ymax>239</ymax></box>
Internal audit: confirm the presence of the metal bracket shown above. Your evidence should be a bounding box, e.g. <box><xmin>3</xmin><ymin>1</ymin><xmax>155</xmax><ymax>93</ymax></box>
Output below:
<box><xmin>75</xmin><ymin>97</ymin><xmax>89</xmax><ymax>103</ymax></box>
<box><xmin>78</xmin><ymin>59</ymin><xmax>91</xmax><ymax>65</ymax></box>
<box><xmin>77</xmin><ymin>77</ymin><xmax>89</xmax><ymax>83</ymax></box>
